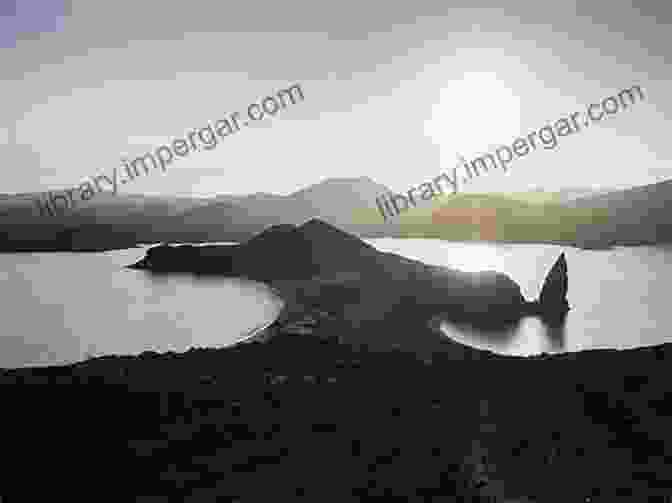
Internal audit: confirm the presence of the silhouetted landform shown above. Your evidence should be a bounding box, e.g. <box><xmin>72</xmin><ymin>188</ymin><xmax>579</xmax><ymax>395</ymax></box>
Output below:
<box><xmin>2</xmin><ymin>327</ymin><xmax>671</xmax><ymax>501</ymax></box>
<box><xmin>0</xmin><ymin>192</ymin><xmax>209</xmax><ymax>251</ymax></box>
<box><xmin>128</xmin><ymin>219</ymin><xmax>569</xmax><ymax>329</ymax></box>
<box><xmin>528</xmin><ymin>252</ymin><xmax>570</xmax><ymax>323</ymax></box>
<box><xmin>2</xmin><ymin>176</ymin><xmax>671</xmax><ymax>251</ymax></box>
<box><xmin>0</xmin><ymin>178</ymin><xmax>395</xmax><ymax>252</ymax></box>
<box><xmin>567</xmin><ymin>179</ymin><xmax>672</xmax><ymax>247</ymax></box>
<box><xmin>0</xmin><ymin>179</ymin><xmax>617</xmax><ymax>253</ymax></box>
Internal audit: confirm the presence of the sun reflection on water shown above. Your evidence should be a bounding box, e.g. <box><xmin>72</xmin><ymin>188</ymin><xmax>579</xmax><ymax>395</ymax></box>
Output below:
<box><xmin>367</xmin><ymin>238</ymin><xmax>509</xmax><ymax>273</ymax></box>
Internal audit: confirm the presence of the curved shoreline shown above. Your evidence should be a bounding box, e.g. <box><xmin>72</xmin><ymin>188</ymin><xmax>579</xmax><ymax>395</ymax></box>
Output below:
<box><xmin>236</xmin><ymin>284</ymin><xmax>286</xmax><ymax>344</ymax></box>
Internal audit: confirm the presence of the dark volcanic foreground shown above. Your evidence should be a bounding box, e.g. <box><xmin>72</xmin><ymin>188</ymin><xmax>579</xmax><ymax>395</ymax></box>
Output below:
<box><xmin>2</xmin><ymin>331</ymin><xmax>671</xmax><ymax>502</ymax></box>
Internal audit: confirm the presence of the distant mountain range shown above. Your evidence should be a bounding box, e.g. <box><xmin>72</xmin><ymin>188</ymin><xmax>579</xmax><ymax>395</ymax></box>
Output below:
<box><xmin>0</xmin><ymin>177</ymin><xmax>395</xmax><ymax>251</ymax></box>
<box><xmin>0</xmin><ymin>176</ymin><xmax>669</xmax><ymax>251</ymax></box>
<box><xmin>566</xmin><ymin>179</ymin><xmax>672</xmax><ymax>246</ymax></box>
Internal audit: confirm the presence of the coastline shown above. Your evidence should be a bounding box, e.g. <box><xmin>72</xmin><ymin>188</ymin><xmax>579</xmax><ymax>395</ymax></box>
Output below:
<box><xmin>237</xmin><ymin>282</ymin><xmax>287</xmax><ymax>344</ymax></box>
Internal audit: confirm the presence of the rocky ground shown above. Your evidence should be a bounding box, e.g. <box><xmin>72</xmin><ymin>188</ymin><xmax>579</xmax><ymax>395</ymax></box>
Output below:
<box><xmin>2</xmin><ymin>323</ymin><xmax>671</xmax><ymax>502</ymax></box>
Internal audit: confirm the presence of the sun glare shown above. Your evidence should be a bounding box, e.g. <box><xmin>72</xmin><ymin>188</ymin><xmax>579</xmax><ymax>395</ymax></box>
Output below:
<box><xmin>425</xmin><ymin>72</ymin><xmax>522</xmax><ymax>159</ymax></box>
<box><xmin>370</xmin><ymin>238</ymin><xmax>507</xmax><ymax>273</ymax></box>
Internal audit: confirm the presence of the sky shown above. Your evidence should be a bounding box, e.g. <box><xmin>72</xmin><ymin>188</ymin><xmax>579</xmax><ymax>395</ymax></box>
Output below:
<box><xmin>1</xmin><ymin>0</ymin><xmax>671</xmax><ymax>197</ymax></box>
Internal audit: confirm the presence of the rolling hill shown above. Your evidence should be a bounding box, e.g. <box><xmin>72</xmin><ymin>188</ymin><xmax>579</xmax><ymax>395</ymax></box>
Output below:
<box><xmin>352</xmin><ymin>191</ymin><xmax>611</xmax><ymax>245</ymax></box>
<box><xmin>565</xmin><ymin>179</ymin><xmax>672</xmax><ymax>246</ymax></box>
<box><xmin>3</xmin><ymin>176</ymin><xmax>671</xmax><ymax>251</ymax></box>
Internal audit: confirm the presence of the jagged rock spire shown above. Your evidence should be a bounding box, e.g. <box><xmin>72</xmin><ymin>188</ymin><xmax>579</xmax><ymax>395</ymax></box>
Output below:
<box><xmin>538</xmin><ymin>252</ymin><xmax>570</xmax><ymax>314</ymax></box>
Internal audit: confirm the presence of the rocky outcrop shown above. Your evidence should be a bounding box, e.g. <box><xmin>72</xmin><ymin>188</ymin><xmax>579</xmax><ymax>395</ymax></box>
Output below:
<box><xmin>128</xmin><ymin>220</ymin><xmax>570</xmax><ymax>332</ymax></box>
<box><xmin>128</xmin><ymin>219</ymin><xmax>380</xmax><ymax>280</ymax></box>
<box><xmin>536</xmin><ymin>252</ymin><xmax>570</xmax><ymax>316</ymax></box>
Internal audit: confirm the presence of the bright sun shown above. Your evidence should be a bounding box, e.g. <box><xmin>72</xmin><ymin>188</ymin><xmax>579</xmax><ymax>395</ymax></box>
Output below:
<box><xmin>425</xmin><ymin>72</ymin><xmax>522</xmax><ymax>159</ymax></box>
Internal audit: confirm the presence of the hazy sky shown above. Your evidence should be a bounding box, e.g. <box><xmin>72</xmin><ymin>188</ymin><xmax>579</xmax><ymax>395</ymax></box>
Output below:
<box><xmin>1</xmin><ymin>0</ymin><xmax>670</xmax><ymax>197</ymax></box>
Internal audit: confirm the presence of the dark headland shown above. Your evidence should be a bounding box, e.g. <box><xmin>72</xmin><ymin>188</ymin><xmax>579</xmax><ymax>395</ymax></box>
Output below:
<box><xmin>2</xmin><ymin>220</ymin><xmax>670</xmax><ymax>502</ymax></box>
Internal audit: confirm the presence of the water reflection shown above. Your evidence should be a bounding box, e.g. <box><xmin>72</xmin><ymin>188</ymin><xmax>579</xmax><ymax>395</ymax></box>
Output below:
<box><xmin>440</xmin><ymin>317</ymin><xmax>520</xmax><ymax>347</ymax></box>
<box><xmin>541</xmin><ymin>311</ymin><xmax>568</xmax><ymax>352</ymax></box>
<box><xmin>440</xmin><ymin>315</ymin><xmax>567</xmax><ymax>356</ymax></box>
